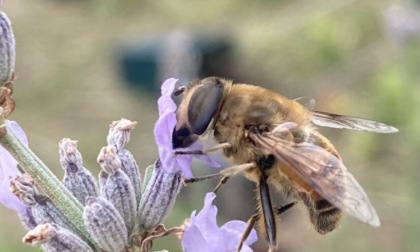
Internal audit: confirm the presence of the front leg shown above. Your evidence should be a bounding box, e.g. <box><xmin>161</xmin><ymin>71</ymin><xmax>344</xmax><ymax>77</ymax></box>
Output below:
<box><xmin>183</xmin><ymin>162</ymin><xmax>255</xmax><ymax>191</ymax></box>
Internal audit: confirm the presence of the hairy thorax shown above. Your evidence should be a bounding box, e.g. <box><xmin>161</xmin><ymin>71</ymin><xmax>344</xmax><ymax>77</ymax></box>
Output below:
<box><xmin>212</xmin><ymin>84</ymin><xmax>312</xmax><ymax>183</ymax></box>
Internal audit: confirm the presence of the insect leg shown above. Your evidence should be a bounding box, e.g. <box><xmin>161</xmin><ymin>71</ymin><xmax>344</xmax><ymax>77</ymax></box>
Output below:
<box><xmin>183</xmin><ymin>162</ymin><xmax>255</xmax><ymax>184</ymax></box>
<box><xmin>174</xmin><ymin>142</ymin><xmax>231</xmax><ymax>156</ymax></box>
<box><xmin>236</xmin><ymin>213</ymin><xmax>258</xmax><ymax>252</ymax></box>
<box><xmin>183</xmin><ymin>173</ymin><xmax>223</xmax><ymax>184</ymax></box>
<box><xmin>212</xmin><ymin>175</ymin><xmax>229</xmax><ymax>193</ymax></box>
<box><xmin>235</xmin><ymin>202</ymin><xmax>296</xmax><ymax>252</ymax></box>
<box><xmin>276</xmin><ymin>201</ymin><xmax>297</xmax><ymax>215</ymax></box>
<box><xmin>259</xmin><ymin>174</ymin><xmax>277</xmax><ymax>250</ymax></box>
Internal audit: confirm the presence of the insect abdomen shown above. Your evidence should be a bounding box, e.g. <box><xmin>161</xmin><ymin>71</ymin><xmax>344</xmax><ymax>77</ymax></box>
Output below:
<box><xmin>301</xmin><ymin>131</ymin><xmax>344</xmax><ymax>234</ymax></box>
<box><xmin>308</xmin><ymin>198</ymin><xmax>343</xmax><ymax>234</ymax></box>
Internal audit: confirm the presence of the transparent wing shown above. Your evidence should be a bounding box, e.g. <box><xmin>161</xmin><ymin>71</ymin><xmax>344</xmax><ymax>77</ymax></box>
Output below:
<box><xmin>311</xmin><ymin>111</ymin><xmax>398</xmax><ymax>133</ymax></box>
<box><xmin>250</xmin><ymin>132</ymin><xmax>380</xmax><ymax>227</ymax></box>
<box><xmin>294</xmin><ymin>96</ymin><xmax>316</xmax><ymax>111</ymax></box>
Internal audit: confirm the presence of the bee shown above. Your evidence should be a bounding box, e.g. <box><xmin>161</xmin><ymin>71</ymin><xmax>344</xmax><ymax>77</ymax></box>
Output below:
<box><xmin>172</xmin><ymin>77</ymin><xmax>398</xmax><ymax>250</ymax></box>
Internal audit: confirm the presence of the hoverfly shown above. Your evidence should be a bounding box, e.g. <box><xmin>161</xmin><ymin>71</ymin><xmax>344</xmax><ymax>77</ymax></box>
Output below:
<box><xmin>172</xmin><ymin>77</ymin><xmax>398</xmax><ymax>250</ymax></box>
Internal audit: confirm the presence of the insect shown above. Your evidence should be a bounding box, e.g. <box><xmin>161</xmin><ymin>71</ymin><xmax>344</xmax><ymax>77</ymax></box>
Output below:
<box><xmin>172</xmin><ymin>76</ymin><xmax>398</xmax><ymax>251</ymax></box>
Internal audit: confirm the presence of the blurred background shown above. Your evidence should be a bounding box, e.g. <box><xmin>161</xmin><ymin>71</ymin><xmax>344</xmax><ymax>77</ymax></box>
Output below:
<box><xmin>0</xmin><ymin>0</ymin><xmax>418</xmax><ymax>251</ymax></box>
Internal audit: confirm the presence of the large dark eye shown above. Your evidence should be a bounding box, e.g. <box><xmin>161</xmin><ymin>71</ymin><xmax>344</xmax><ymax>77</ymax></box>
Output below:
<box><xmin>187</xmin><ymin>78</ymin><xmax>224</xmax><ymax>135</ymax></box>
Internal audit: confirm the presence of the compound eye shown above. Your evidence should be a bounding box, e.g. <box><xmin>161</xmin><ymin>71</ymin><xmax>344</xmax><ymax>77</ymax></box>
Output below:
<box><xmin>187</xmin><ymin>78</ymin><xmax>223</xmax><ymax>135</ymax></box>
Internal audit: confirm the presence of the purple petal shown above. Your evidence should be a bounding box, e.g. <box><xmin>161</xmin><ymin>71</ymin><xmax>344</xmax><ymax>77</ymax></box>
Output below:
<box><xmin>154</xmin><ymin>78</ymin><xmax>219</xmax><ymax>178</ymax></box>
<box><xmin>189</xmin><ymin>141</ymin><xmax>221</xmax><ymax>168</ymax></box>
<box><xmin>7</xmin><ymin>120</ymin><xmax>28</xmax><ymax>145</ymax></box>
<box><xmin>0</xmin><ymin>121</ymin><xmax>28</xmax><ymax>212</ymax></box>
<box><xmin>157</xmin><ymin>78</ymin><xmax>178</xmax><ymax>116</ymax></box>
<box><xmin>181</xmin><ymin>223</ymin><xmax>208</xmax><ymax>252</ymax></box>
<box><xmin>154</xmin><ymin>104</ymin><xmax>195</xmax><ymax>177</ymax></box>
<box><xmin>182</xmin><ymin>194</ymin><xmax>219</xmax><ymax>252</ymax></box>
<box><xmin>215</xmin><ymin>221</ymin><xmax>256</xmax><ymax>252</ymax></box>
<box><xmin>0</xmin><ymin>153</ymin><xmax>24</xmax><ymax>211</ymax></box>
<box><xmin>154</xmin><ymin>112</ymin><xmax>176</xmax><ymax>174</ymax></box>
<box><xmin>154</xmin><ymin>112</ymin><xmax>189</xmax><ymax>175</ymax></box>
<box><xmin>191</xmin><ymin>192</ymin><xmax>219</xmax><ymax>234</ymax></box>
<box><xmin>175</xmin><ymin>154</ymin><xmax>193</xmax><ymax>179</ymax></box>
<box><xmin>154</xmin><ymin>112</ymin><xmax>176</xmax><ymax>148</ymax></box>
<box><xmin>221</xmin><ymin>220</ymin><xmax>258</xmax><ymax>249</ymax></box>
<box><xmin>182</xmin><ymin>192</ymin><xmax>257</xmax><ymax>251</ymax></box>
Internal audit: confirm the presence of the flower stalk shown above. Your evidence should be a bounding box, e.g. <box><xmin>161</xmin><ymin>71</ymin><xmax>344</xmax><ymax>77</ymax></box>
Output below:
<box><xmin>0</xmin><ymin>120</ymin><xmax>96</xmax><ymax>247</ymax></box>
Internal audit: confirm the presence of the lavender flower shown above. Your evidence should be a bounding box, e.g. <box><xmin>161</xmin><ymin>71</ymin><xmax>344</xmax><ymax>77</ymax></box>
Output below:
<box><xmin>154</xmin><ymin>78</ymin><xmax>219</xmax><ymax>179</ymax></box>
<box><xmin>182</xmin><ymin>192</ymin><xmax>258</xmax><ymax>252</ymax></box>
<box><xmin>97</xmin><ymin>145</ymin><xmax>137</xmax><ymax>233</ymax></box>
<box><xmin>0</xmin><ymin>120</ymin><xmax>28</xmax><ymax>211</ymax></box>
<box><xmin>138</xmin><ymin>79</ymin><xmax>219</xmax><ymax>231</ymax></box>
<box><xmin>107</xmin><ymin>119</ymin><xmax>142</xmax><ymax>203</ymax></box>
<box><xmin>59</xmin><ymin>138</ymin><xmax>99</xmax><ymax>205</ymax></box>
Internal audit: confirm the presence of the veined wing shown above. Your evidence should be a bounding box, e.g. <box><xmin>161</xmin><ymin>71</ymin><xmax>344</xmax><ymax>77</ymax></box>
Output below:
<box><xmin>250</xmin><ymin>132</ymin><xmax>380</xmax><ymax>227</ymax></box>
<box><xmin>311</xmin><ymin>111</ymin><xmax>398</xmax><ymax>133</ymax></box>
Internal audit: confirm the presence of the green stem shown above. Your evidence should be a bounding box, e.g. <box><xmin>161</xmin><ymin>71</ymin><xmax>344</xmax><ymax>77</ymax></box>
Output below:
<box><xmin>0</xmin><ymin>122</ymin><xmax>97</xmax><ymax>248</ymax></box>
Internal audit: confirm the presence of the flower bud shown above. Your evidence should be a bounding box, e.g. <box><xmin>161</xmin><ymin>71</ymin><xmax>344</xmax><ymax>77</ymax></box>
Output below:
<box><xmin>142</xmin><ymin>164</ymin><xmax>154</xmax><ymax>193</ymax></box>
<box><xmin>23</xmin><ymin>223</ymin><xmax>93</xmax><ymax>252</ymax></box>
<box><xmin>11</xmin><ymin>174</ymin><xmax>75</xmax><ymax>232</ymax></box>
<box><xmin>0</xmin><ymin>11</ymin><xmax>15</xmax><ymax>85</ymax></box>
<box><xmin>83</xmin><ymin>197</ymin><xmax>128</xmax><ymax>252</ymax></box>
<box><xmin>107</xmin><ymin>119</ymin><xmax>137</xmax><ymax>150</ymax></box>
<box><xmin>118</xmin><ymin>148</ymin><xmax>142</xmax><ymax>204</ymax></box>
<box><xmin>10</xmin><ymin>174</ymin><xmax>37</xmax><ymax>205</ymax></box>
<box><xmin>98</xmin><ymin>169</ymin><xmax>108</xmax><ymax>189</ymax></box>
<box><xmin>18</xmin><ymin>207</ymin><xmax>38</xmax><ymax>230</ymax></box>
<box><xmin>97</xmin><ymin>145</ymin><xmax>137</xmax><ymax>233</ymax></box>
<box><xmin>138</xmin><ymin>159</ymin><xmax>182</xmax><ymax>231</ymax></box>
<box><xmin>59</xmin><ymin>138</ymin><xmax>99</xmax><ymax>204</ymax></box>
<box><xmin>107</xmin><ymin>119</ymin><xmax>142</xmax><ymax>203</ymax></box>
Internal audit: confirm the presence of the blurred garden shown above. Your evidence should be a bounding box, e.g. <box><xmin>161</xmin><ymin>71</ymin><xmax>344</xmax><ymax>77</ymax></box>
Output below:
<box><xmin>0</xmin><ymin>0</ymin><xmax>418</xmax><ymax>251</ymax></box>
